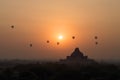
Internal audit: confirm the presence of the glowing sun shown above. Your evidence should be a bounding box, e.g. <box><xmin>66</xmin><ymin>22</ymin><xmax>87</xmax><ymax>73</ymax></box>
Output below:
<box><xmin>58</xmin><ymin>35</ymin><xmax>63</xmax><ymax>40</ymax></box>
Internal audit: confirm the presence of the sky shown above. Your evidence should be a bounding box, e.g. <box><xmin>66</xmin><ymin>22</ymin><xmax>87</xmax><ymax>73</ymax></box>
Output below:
<box><xmin>0</xmin><ymin>0</ymin><xmax>120</xmax><ymax>61</ymax></box>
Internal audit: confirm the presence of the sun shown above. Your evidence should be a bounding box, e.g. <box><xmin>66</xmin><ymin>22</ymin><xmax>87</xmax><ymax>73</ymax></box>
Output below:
<box><xmin>58</xmin><ymin>35</ymin><xmax>63</xmax><ymax>40</ymax></box>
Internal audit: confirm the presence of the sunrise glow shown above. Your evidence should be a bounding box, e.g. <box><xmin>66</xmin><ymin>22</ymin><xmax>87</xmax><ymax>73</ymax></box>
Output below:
<box><xmin>58</xmin><ymin>35</ymin><xmax>63</xmax><ymax>40</ymax></box>
<box><xmin>0</xmin><ymin>0</ymin><xmax>120</xmax><ymax>62</ymax></box>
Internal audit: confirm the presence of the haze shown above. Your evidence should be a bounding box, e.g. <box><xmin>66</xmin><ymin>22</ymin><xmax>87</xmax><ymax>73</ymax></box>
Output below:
<box><xmin>0</xmin><ymin>0</ymin><xmax>120</xmax><ymax>61</ymax></box>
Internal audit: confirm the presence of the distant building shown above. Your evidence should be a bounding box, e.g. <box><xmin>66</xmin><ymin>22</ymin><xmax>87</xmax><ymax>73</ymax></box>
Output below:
<box><xmin>60</xmin><ymin>48</ymin><xmax>97</xmax><ymax>64</ymax></box>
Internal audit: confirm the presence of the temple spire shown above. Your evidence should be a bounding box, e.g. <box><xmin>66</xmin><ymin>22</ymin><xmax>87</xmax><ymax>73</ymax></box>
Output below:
<box><xmin>60</xmin><ymin>48</ymin><xmax>96</xmax><ymax>64</ymax></box>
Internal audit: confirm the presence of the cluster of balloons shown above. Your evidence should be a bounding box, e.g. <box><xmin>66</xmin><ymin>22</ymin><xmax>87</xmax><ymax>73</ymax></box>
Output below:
<box><xmin>10</xmin><ymin>25</ymin><xmax>99</xmax><ymax>47</ymax></box>
<box><xmin>11</xmin><ymin>25</ymin><xmax>33</xmax><ymax>47</ymax></box>
<box><xmin>94</xmin><ymin>36</ymin><xmax>98</xmax><ymax>45</ymax></box>
<box><xmin>46</xmin><ymin>36</ymin><xmax>76</xmax><ymax>46</ymax></box>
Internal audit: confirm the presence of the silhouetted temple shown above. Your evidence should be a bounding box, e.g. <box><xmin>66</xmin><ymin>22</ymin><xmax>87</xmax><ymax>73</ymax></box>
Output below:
<box><xmin>60</xmin><ymin>48</ymin><xmax>96</xmax><ymax>64</ymax></box>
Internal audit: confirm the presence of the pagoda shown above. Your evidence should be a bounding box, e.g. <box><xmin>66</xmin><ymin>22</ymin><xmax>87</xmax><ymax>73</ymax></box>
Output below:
<box><xmin>60</xmin><ymin>48</ymin><xmax>96</xmax><ymax>64</ymax></box>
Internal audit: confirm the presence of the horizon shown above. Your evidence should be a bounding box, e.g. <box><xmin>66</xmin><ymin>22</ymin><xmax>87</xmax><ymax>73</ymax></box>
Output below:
<box><xmin>0</xmin><ymin>0</ymin><xmax>120</xmax><ymax>62</ymax></box>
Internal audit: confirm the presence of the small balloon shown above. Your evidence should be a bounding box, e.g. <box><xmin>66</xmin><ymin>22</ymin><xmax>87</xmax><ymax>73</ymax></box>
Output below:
<box><xmin>95</xmin><ymin>42</ymin><xmax>98</xmax><ymax>45</ymax></box>
<box><xmin>30</xmin><ymin>44</ymin><xmax>33</xmax><ymax>47</ymax></box>
<box><xmin>11</xmin><ymin>25</ymin><xmax>14</xmax><ymax>29</ymax></box>
<box><xmin>57</xmin><ymin>42</ymin><xmax>60</xmax><ymax>45</ymax></box>
<box><xmin>72</xmin><ymin>36</ymin><xmax>75</xmax><ymax>39</ymax></box>
<box><xmin>95</xmin><ymin>36</ymin><xmax>98</xmax><ymax>39</ymax></box>
<box><xmin>47</xmin><ymin>40</ymin><xmax>50</xmax><ymax>43</ymax></box>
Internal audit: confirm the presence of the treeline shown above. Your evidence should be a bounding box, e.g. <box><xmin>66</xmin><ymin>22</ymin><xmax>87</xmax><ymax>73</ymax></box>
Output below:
<box><xmin>0</xmin><ymin>63</ymin><xmax>120</xmax><ymax>80</ymax></box>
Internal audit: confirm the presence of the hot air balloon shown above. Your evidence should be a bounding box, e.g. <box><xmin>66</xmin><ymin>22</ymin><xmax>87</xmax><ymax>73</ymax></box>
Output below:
<box><xmin>11</xmin><ymin>25</ymin><xmax>14</xmax><ymax>29</ymax></box>
<box><xmin>47</xmin><ymin>40</ymin><xmax>50</xmax><ymax>43</ymax></box>
<box><xmin>57</xmin><ymin>42</ymin><xmax>60</xmax><ymax>45</ymax></box>
<box><xmin>72</xmin><ymin>36</ymin><xmax>75</xmax><ymax>39</ymax></box>
<box><xmin>95</xmin><ymin>42</ymin><xmax>98</xmax><ymax>45</ymax></box>
<box><xmin>30</xmin><ymin>44</ymin><xmax>33</xmax><ymax>47</ymax></box>
<box><xmin>95</xmin><ymin>36</ymin><xmax>98</xmax><ymax>39</ymax></box>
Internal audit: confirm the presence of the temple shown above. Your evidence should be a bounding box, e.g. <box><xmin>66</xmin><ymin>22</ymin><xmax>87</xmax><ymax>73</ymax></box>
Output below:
<box><xmin>60</xmin><ymin>48</ymin><xmax>96</xmax><ymax>64</ymax></box>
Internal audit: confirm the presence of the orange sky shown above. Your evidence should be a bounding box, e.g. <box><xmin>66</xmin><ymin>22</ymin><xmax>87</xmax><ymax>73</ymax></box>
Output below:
<box><xmin>0</xmin><ymin>0</ymin><xmax>120</xmax><ymax>61</ymax></box>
